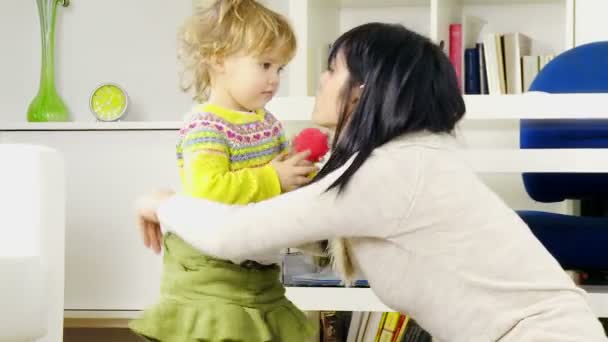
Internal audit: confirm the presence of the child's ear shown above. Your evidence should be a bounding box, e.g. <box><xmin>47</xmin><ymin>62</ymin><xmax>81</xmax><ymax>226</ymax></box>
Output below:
<box><xmin>209</xmin><ymin>56</ymin><xmax>225</xmax><ymax>73</ymax></box>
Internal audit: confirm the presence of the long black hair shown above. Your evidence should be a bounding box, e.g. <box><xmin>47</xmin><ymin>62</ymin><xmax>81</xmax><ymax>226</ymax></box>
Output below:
<box><xmin>314</xmin><ymin>23</ymin><xmax>466</xmax><ymax>193</ymax></box>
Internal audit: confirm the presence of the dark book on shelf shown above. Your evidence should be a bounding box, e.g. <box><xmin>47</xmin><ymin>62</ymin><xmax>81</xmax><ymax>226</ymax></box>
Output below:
<box><xmin>400</xmin><ymin>319</ymin><xmax>432</xmax><ymax>342</ymax></box>
<box><xmin>465</xmin><ymin>47</ymin><xmax>481</xmax><ymax>94</ymax></box>
<box><xmin>320</xmin><ymin>311</ymin><xmax>353</xmax><ymax>342</ymax></box>
<box><xmin>477</xmin><ymin>43</ymin><xmax>488</xmax><ymax>94</ymax></box>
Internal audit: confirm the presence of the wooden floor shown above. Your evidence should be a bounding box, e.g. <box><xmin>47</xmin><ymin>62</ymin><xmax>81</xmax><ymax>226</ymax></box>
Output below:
<box><xmin>64</xmin><ymin>328</ymin><xmax>141</xmax><ymax>342</ymax></box>
<box><xmin>62</xmin><ymin>313</ymin><xmax>320</xmax><ymax>341</ymax></box>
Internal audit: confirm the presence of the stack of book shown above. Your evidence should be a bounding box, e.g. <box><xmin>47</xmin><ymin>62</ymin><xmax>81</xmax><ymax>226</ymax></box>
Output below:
<box><xmin>448</xmin><ymin>19</ymin><xmax>556</xmax><ymax>95</ymax></box>
<box><xmin>317</xmin><ymin>311</ymin><xmax>432</xmax><ymax>342</ymax></box>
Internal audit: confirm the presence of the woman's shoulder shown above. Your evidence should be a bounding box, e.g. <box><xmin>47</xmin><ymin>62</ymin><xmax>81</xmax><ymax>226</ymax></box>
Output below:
<box><xmin>350</xmin><ymin>132</ymin><xmax>462</xmax><ymax>189</ymax></box>
<box><xmin>381</xmin><ymin>131</ymin><xmax>458</xmax><ymax>151</ymax></box>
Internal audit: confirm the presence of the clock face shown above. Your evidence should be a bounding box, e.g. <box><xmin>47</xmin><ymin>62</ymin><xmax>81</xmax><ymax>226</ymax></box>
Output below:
<box><xmin>90</xmin><ymin>84</ymin><xmax>128</xmax><ymax>121</ymax></box>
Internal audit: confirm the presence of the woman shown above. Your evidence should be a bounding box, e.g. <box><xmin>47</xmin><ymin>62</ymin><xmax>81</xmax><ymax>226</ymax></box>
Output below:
<box><xmin>138</xmin><ymin>23</ymin><xmax>607</xmax><ymax>341</ymax></box>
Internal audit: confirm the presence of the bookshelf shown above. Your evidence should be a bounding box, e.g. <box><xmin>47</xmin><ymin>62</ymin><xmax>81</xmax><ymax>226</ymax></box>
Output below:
<box><xmin>288</xmin><ymin>286</ymin><xmax>608</xmax><ymax>317</ymax></box>
<box><xmin>272</xmin><ymin>0</ymin><xmax>433</xmax><ymax>96</ymax></box>
<box><xmin>60</xmin><ymin>286</ymin><xmax>608</xmax><ymax>319</ymax></box>
<box><xmin>258</xmin><ymin>0</ymin><xmax>576</xmax><ymax>96</ymax></box>
<box><xmin>0</xmin><ymin>93</ymin><xmax>607</xmax><ymax>129</ymax></box>
<box><xmin>293</xmin><ymin>287</ymin><xmax>608</xmax><ymax>317</ymax></box>
<box><xmin>265</xmin><ymin>93</ymin><xmax>608</xmax><ymax>122</ymax></box>
<box><xmin>434</xmin><ymin>0</ymin><xmax>574</xmax><ymax>56</ymax></box>
<box><xmin>4</xmin><ymin>92</ymin><xmax>608</xmax><ymax>325</ymax></box>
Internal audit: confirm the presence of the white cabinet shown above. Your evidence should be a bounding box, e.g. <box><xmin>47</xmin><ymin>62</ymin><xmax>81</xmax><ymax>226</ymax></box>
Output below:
<box><xmin>1</xmin><ymin>128</ymin><xmax>178</xmax><ymax>311</ymax></box>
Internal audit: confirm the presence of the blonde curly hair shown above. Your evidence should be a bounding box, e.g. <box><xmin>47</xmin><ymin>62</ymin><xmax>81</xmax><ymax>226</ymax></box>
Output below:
<box><xmin>179</xmin><ymin>0</ymin><xmax>297</xmax><ymax>101</ymax></box>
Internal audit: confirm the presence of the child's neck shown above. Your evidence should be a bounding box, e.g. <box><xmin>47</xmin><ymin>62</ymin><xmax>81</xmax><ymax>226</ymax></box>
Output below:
<box><xmin>207</xmin><ymin>89</ymin><xmax>254</xmax><ymax>114</ymax></box>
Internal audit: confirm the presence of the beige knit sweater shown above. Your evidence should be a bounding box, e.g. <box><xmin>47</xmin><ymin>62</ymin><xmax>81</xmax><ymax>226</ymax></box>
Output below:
<box><xmin>159</xmin><ymin>132</ymin><xmax>607</xmax><ymax>342</ymax></box>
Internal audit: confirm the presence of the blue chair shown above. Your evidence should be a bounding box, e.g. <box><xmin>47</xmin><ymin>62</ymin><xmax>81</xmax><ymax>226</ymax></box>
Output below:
<box><xmin>518</xmin><ymin>41</ymin><xmax>608</xmax><ymax>271</ymax></box>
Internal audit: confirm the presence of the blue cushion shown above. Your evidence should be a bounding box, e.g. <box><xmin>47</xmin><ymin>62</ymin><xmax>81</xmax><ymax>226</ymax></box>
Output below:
<box><xmin>521</xmin><ymin>41</ymin><xmax>608</xmax><ymax>202</ymax></box>
<box><xmin>518</xmin><ymin>210</ymin><xmax>608</xmax><ymax>270</ymax></box>
<box><xmin>528</xmin><ymin>41</ymin><xmax>608</xmax><ymax>93</ymax></box>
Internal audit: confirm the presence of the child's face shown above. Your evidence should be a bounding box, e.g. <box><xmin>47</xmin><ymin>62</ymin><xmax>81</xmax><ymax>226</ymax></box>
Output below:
<box><xmin>219</xmin><ymin>48</ymin><xmax>286</xmax><ymax>111</ymax></box>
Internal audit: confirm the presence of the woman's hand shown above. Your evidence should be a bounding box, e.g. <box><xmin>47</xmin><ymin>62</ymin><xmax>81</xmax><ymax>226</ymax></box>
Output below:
<box><xmin>136</xmin><ymin>189</ymin><xmax>175</xmax><ymax>254</ymax></box>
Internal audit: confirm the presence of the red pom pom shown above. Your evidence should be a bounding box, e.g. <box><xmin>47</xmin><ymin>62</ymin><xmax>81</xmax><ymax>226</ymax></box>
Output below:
<box><xmin>293</xmin><ymin>128</ymin><xmax>329</xmax><ymax>162</ymax></box>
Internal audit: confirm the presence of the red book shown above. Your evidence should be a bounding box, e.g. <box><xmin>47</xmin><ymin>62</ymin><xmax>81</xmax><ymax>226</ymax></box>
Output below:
<box><xmin>391</xmin><ymin>314</ymin><xmax>408</xmax><ymax>342</ymax></box>
<box><xmin>449</xmin><ymin>23</ymin><xmax>463</xmax><ymax>91</ymax></box>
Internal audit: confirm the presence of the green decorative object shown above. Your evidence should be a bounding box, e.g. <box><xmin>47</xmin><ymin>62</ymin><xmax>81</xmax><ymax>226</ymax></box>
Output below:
<box><xmin>90</xmin><ymin>83</ymin><xmax>129</xmax><ymax>121</ymax></box>
<box><xmin>27</xmin><ymin>0</ymin><xmax>70</xmax><ymax>122</ymax></box>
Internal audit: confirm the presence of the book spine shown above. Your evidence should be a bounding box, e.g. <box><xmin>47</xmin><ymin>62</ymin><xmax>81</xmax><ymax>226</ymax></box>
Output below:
<box><xmin>477</xmin><ymin>43</ymin><xmax>488</xmax><ymax>94</ymax></box>
<box><xmin>449</xmin><ymin>23</ymin><xmax>463</xmax><ymax>91</ymax></box>
<box><xmin>465</xmin><ymin>48</ymin><xmax>481</xmax><ymax>94</ymax></box>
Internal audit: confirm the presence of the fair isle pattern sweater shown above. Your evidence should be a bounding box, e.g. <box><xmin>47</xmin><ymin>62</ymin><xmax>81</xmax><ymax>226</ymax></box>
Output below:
<box><xmin>176</xmin><ymin>103</ymin><xmax>287</xmax><ymax>206</ymax></box>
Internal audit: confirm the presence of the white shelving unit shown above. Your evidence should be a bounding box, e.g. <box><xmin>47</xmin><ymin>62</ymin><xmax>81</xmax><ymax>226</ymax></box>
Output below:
<box><xmin>61</xmin><ymin>286</ymin><xmax>608</xmax><ymax>319</ymax></box>
<box><xmin>2</xmin><ymin>93</ymin><xmax>608</xmax><ymax>130</ymax></box>
<box><xmin>434</xmin><ymin>0</ymin><xmax>574</xmax><ymax>55</ymax></box>
<box><xmin>257</xmin><ymin>0</ymin><xmax>576</xmax><ymax>96</ymax></box>
<box><xmin>4</xmin><ymin>95</ymin><xmax>608</xmax><ymax>322</ymax></box>
<box><xmin>285</xmin><ymin>286</ymin><xmax>608</xmax><ymax>317</ymax></box>
<box><xmin>285</xmin><ymin>0</ymin><xmax>433</xmax><ymax>96</ymax></box>
<box><xmin>0</xmin><ymin>93</ymin><xmax>606</xmax><ymax>131</ymax></box>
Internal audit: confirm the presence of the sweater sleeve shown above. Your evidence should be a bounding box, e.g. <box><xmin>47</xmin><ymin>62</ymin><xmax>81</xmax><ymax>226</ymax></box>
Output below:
<box><xmin>180</xmin><ymin>122</ymin><xmax>282</xmax><ymax>204</ymax></box>
<box><xmin>159</xmin><ymin>152</ymin><xmax>419</xmax><ymax>261</ymax></box>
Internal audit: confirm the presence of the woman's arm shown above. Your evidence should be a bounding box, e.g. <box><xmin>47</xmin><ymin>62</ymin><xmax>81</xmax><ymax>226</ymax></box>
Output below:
<box><xmin>158</xmin><ymin>153</ymin><xmax>419</xmax><ymax>261</ymax></box>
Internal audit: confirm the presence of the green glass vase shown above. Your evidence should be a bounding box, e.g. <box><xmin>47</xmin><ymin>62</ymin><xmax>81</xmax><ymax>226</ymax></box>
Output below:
<box><xmin>27</xmin><ymin>0</ymin><xmax>70</xmax><ymax>122</ymax></box>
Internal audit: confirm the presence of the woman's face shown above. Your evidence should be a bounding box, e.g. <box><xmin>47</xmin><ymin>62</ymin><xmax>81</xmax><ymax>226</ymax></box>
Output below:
<box><xmin>311</xmin><ymin>51</ymin><xmax>358</xmax><ymax>130</ymax></box>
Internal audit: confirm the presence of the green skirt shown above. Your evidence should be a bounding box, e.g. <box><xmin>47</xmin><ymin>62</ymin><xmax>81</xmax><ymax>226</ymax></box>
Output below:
<box><xmin>129</xmin><ymin>233</ymin><xmax>314</xmax><ymax>342</ymax></box>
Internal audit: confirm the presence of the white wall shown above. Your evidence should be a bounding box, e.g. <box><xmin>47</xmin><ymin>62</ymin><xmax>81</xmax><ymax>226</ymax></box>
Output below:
<box><xmin>340</xmin><ymin>6</ymin><xmax>431</xmax><ymax>38</ymax></box>
<box><xmin>575</xmin><ymin>0</ymin><xmax>608</xmax><ymax>46</ymax></box>
<box><xmin>259</xmin><ymin>0</ymin><xmax>292</xmax><ymax>97</ymax></box>
<box><xmin>1</xmin><ymin>0</ymin><xmax>193</xmax><ymax>123</ymax></box>
<box><xmin>464</xmin><ymin>3</ymin><xmax>567</xmax><ymax>55</ymax></box>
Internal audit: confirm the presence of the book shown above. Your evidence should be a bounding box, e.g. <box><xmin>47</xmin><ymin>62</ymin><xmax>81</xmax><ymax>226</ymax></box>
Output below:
<box><xmin>449</xmin><ymin>23</ymin><xmax>463</xmax><ymax>91</ymax></box>
<box><xmin>462</xmin><ymin>15</ymin><xmax>486</xmax><ymax>94</ymax></box>
<box><xmin>503</xmin><ymin>33</ymin><xmax>532</xmax><ymax>94</ymax></box>
<box><xmin>320</xmin><ymin>311</ymin><xmax>339</xmax><ymax>342</ymax></box>
<box><xmin>362</xmin><ymin>312</ymin><xmax>385</xmax><ymax>342</ymax></box>
<box><xmin>477</xmin><ymin>43</ymin><xmax>488</xmax><ymax>94</ymax></box>
<box><xmin>463</xmin><ymin>15</ymin><xmax>487</xmax><ymax>50</ymax></box>
<box><xmin>465</xmin><ymin>48</ymin><xmax>481</xmax><ymax>94</ymax></box>
<box><xmin>539</xmin><ymin>54</ymin><xmax>555</xmax><ymax>70</ymax></box>
<box><xmin>357</xmin><ymin>312</ymin><xmax>371</xmax><ymax>342</ymax></box>
<box><xmin>522</xmin><ymin>55</ymin><xmax>540</xmax><ymax>92</ymax></box>
<box><xmin>400</xmin><ymin>320</ymin><xmax>432</xmax><ymax>342</ymax></box>
<box><xmin>375</xmin><ymin>312</ymin><xmax>388</xmax><ymax>342</ymax></box>
<box><xmin>378</xmin><ymin>312</ymin><xmax>402</xmax><ymax>342</ymax></box>
<box><xmin>483</xmin><ymin>33</ymin><xmax>506</xmax><ymax>94</ymax></box>
<box><xmin>347</xmin><ymin>312</ymin><xmax>365</xmax><ymax>342</ymax></box>
<box><xmin>392</xmin><ymin>315</ymin><xmax>409</xmax><ymax>342</ymax></box>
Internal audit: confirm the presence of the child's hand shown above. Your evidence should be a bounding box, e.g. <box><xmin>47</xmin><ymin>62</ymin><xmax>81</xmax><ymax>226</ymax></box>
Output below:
<box><xmin>271</xmin><ymin>151</ymin><xmax>318</xmax><ymax>192</ymax></box>
<box><xmin>136</xmin><ymin>189</ymin><xmax>175</xmax><ymax>254</ymax></box>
